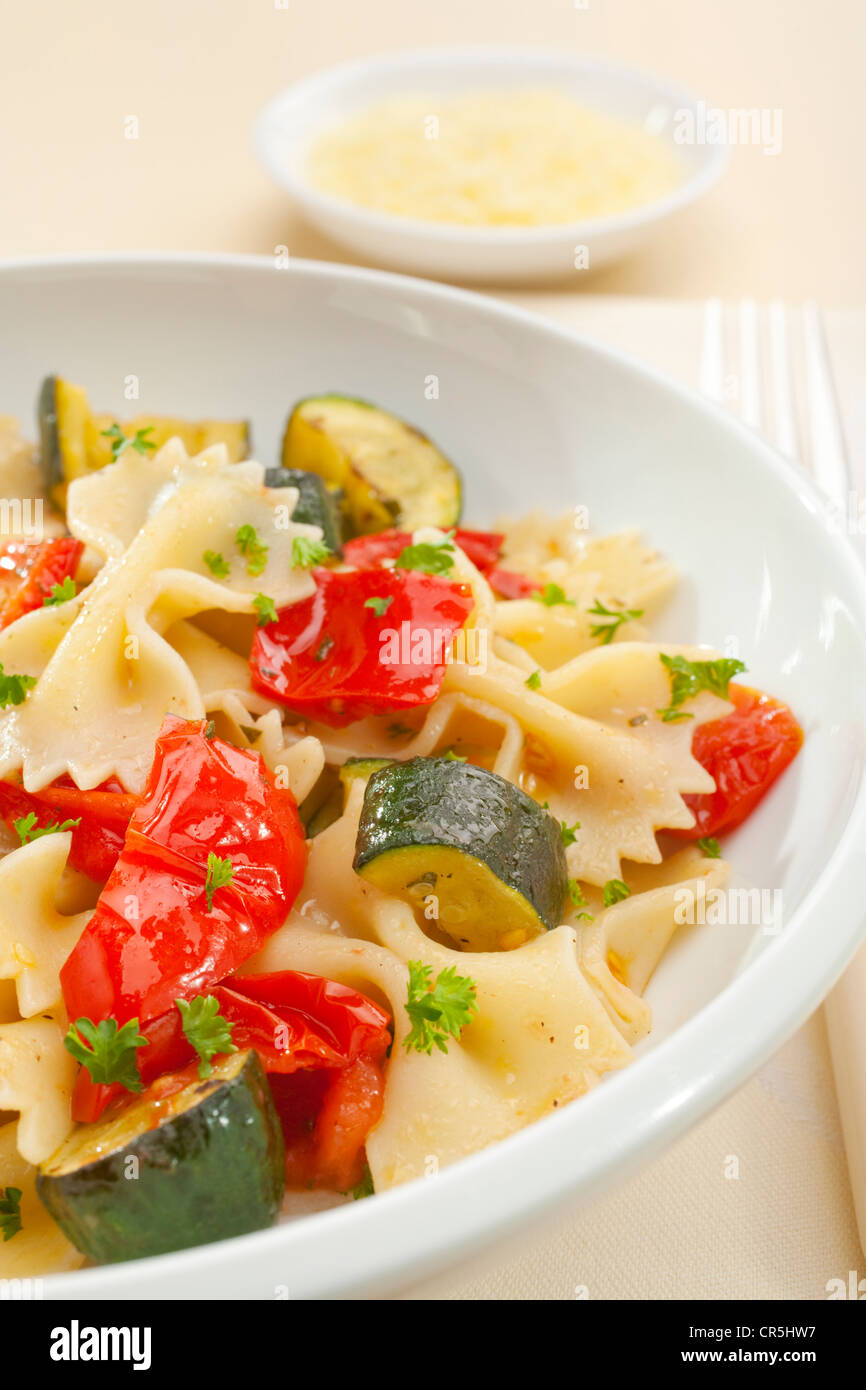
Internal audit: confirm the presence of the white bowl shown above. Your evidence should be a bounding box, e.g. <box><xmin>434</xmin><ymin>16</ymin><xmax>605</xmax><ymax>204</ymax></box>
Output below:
<box><xmin>253</xmin><ymin>47</ymin><xmax>729</xmax><ymax>284</ymax></box>
<box><xmin>1</xmin><ymin>253</ymin><xmax>865</xmax><ymax>1299</ymax></box>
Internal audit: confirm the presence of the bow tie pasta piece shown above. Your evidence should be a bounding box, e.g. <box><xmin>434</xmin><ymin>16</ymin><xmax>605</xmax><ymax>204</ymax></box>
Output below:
<box><xmin>0</xmin><ymin>1016</ymin><xmax>76</xmax><ymax>1164</ymax></box>
<box><xmin>0</xmin><ymin>833</ymin><xmax>92</xmax><ymax>1017</ymax></box>
<box><xmin>579</xmin><ymin>846</ymin><xmax>730</xmax><ymax>1046</ymax></box>
<box><xmin>0</xmin><ymin>441</ymin><xmax>319</xmax><ymax>794</ymax></box>
<box><xmin>0</xmin><ymin>1123</ymin><xmax>83</xmax><ymax>1276</ymax></box>
<box><xmin>248</xmin><ymin>783</ymin><xmax>633</xmax><ymax>1189</ymax></box>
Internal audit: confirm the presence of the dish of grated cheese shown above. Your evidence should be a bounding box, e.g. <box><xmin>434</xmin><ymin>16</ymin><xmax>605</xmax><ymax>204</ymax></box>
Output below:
<box><xmin>307</xmin><ymin>89</ymin><xmax>683</xmax><ymax>228</ymax></box>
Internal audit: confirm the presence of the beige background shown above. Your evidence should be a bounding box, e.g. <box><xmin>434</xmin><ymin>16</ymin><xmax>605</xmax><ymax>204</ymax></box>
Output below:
<box><xmin>0</xmin><ymin>0</ymin><xmax>863</xmax><ymax>303</ymax></box>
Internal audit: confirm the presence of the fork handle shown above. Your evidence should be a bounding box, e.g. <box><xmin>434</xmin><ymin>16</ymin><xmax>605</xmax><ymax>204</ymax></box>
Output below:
<box><xmin>826</xmin><ymin>944</ymin><xmax>866</xmax><ymax>1257</ymax></box>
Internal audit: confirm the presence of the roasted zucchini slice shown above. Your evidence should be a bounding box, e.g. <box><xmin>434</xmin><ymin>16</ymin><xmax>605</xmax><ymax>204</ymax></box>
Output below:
<box><xmin>38</xmin><ymin>375</ymin><xmax>251</xmax><ymax>507</ymax></box>
<box><xmin>36</xmin><ymin>1051</ymin><xmax>284</xmax><ymax>1265</ymax></box>
<box><xmin>354</xmin><ymin>757</ymin><xmax>567</xmax><ymax>950</ymax></box>
<box><xmin>264</xmin><ymin>465</ymin><xmax>344</xmax><ymax>554</ymax></box>
<box><xmin>281</xmin><ymin>395</ymin><xmax>462</xmax><ymax>536</ymax></box>
<box><xmin>339</xmin><ymin>756</ymin><xmax>395</xmax><ymax>789</ymax></box>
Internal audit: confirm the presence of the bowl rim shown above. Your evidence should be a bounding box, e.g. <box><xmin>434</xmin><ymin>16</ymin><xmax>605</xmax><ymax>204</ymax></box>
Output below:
<box><xmin>2</xmin><ymin>251</ymin><xmax>865</xmax><ymax>1299</ymax></box>
<box><xmin>252</xmin><ymin>45</ymin><xmax>730</xmax><ymax>248</ymax></box>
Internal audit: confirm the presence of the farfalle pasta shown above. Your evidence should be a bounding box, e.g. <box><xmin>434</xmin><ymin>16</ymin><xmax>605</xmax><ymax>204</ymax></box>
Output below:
<box><xmin>0</xmin><ymin>389</ymin><xmax>803</xmax><ymax>1273</ymax></box>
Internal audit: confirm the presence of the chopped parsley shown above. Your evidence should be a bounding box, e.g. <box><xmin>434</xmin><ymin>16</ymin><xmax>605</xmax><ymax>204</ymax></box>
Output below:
<box><xmin>387</xmin><ymin>722</ymin><xmax>415</xmax><ymax>739</ymax></box>
<box><xmin>203</xmin><ymin>549</ymin><xmax>231</xmax><ymax>578</ymax></box>
<box><xmin>0</xmin><ymin>1186</ymin><xmax>22</xmax><ymax>1242</ymax></box>
<box><xmin>64</xmin><ymin>1016</ymin><xmax>148</xmax><ymax>1092</ymax></box>
<box><xmin>236</xmin><ymin>524</ymin><xmax>269</xmax><ymax>577</ymax></box>
<box><xmin>403</xmin><ymin>961</ymin><xmax>478</xmax><ymax>1055</ymax></box>
<box><xmin>525</xmin><ymin>669</ymin><xmax>542</xmax><ymax>690</ymax></box>
<box><xmin>43</xmin><ymin>576</ymin><xmax>76</xmax><ymax>606</ymax></box>
<box><xmin>657</xmin><ymin>654</ymin><xmax>746</xmax><ymax>722</ymax></box>
<box><xmin>204</xmin><ymin>852</ymin><xmax>234</xmax><ymax>912</ymax></box>
<box><xmin>588</xmin><ymin>599</ymin><xmax>644</xmax><ymax>645</ymax></box>
<box><xmin>532</xmin><ymin>582</ymin><xmax>575</xmax><ymax>608</ymax></box>
<box><xmin>394</xmin><ymin>531</ymin><xmax>455</xmax><ymax>576</ymax></box>
<box><xmin>602</xmin><ymin>879</ymin><xmax>631</xmax><ymax>907</ymax></box>
<box><xmin>442</xmin><ymin>748</ymin><xmax>467</xmax><ymax>762</ymax></box>
<box><xmin>560</xmin><ymin>819</ymin><xmax>580</xmax><ymax>847</ymax></box>
<box><xmin>176</xmin><ymin>994</ymin><xmax>238</xmax><ymax>1079</ymax></box>
<box><xmin>291</xmin><ymin>535</ymin><xmax>331</xmax><ymax>569</ymax></box>
<box><xmin>13</xmin><ymin>811</ymin><xmax>81</xmax><ymax>846</ymax></box>
<box><xmin>101</xmin><ymin>422</ymin><xmax>157</xmax><ymax>462</ymax></box>
<box><xmin>697</xmin><ymin>836</ymin><xmax>722</xmax><ymax>859</ymax></box>
<box><xmin>252</xmin><ymin>593</ymin><xmax>278</xmax><ymax>626</ymax></box>
<box><xmin>348</xmin><ymin>1163</ymin><xmax>375</xmax><ymax>1201</ymax></box>
<box><xmin>364</xmin><ymin>595</ymin><xmax>394</xmax><ymax>616</ymax></box>
<box><xmin>0</xmin><ymin>664</ymin><xmax>37</xmax><ymax>708</ymax></box>
<box><xmin>567</xmin><ymin>878</ymin><xmax>594</xmax><ymax>922</ymax></box>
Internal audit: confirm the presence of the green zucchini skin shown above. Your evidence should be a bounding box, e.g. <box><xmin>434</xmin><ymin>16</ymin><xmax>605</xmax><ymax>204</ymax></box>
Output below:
<box><xmin>354</xmin><ymin>758</ymin><xmax>567</xmax><ymax>934</ymax></box>
<box><xmin>37</xmin><ymin>375</ymin><xmax>62</xmax><ymax>495</ymax></box>
<box><xmin>36</xmin><ymin>1051</ymin><xmax>284</xmax><ymax>1265</ymax></box>
<box><xmin>264</xmin><ymin>465</ymin><xmax>343</xmax><ymax>554</ymax></box>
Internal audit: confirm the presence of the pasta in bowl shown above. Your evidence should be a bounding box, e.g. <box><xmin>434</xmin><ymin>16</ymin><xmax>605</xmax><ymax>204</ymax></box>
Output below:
<box><xmin>0</xmin><ymin>385</ymin><xmax>802</xmax><ymax>1274</ymax></box>
<box><xmin>0</xmin><ymin>253</ymin><xmax>864</xmax><ymax>1298</ymax></box>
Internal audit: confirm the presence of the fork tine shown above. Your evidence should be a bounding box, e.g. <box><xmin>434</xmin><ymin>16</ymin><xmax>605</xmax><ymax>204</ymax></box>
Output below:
<box><xmin>700</xmin><ymin>298</ymin><xmax>725</xmax><ymax>403</ymax></box>
<box><xmin>738</xmin><ymin>298</ymin><xmax>762</xmax><ymax>430</ymax></box>
<box><xmin>767</xmin><ymin>300</ymin><xmax>799</xmax><ymax>462</ymax></box>
<box><xmin>803</xmin><ymin>300</ymin><xmax>850</xmax><ymax>512</ymax></box>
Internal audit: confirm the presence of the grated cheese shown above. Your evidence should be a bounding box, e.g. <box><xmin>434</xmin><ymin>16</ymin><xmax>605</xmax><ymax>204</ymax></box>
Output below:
<box><xmin>307</xmin><ymin>89</ymin><xmax>682</xmax><ymax>227</ymax></box>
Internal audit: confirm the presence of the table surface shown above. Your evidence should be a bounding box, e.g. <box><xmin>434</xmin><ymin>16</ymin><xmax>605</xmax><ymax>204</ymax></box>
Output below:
<box><xmin>0</xmin><ymin>0</ymin><xmax>863</xmax><ymax>305</ymax></box>
<box><xmin>2</xmin><ymin>0</ymin><xmax>864</xmax><ymax>1300</ymax></box>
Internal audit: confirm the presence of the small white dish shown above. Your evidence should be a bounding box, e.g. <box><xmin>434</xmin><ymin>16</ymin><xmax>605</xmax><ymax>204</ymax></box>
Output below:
<box><xmin>253</xmin><ymin>47</ymin><xmax>729</xmax><ymax>284</ymax></box>
<box><xmin>1</xmin><ymin>253</ymin><xmax>865</xmax><ymax>1299</ymax></box>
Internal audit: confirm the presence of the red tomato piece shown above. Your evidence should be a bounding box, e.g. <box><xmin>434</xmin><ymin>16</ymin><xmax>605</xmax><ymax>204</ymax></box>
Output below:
<box><xmin>673</xmin><ymin>684</ymin><xmax>804</xmax><ymax>840</ymax></box>
<box><xmin>342</xmin><ymin>527</ymin><xmax>504</xmax><ymax>573</ymax></box>
<box><xmin>277</xmin><ymin>1056</ymin><xmax>386</xmax><ymax>1192</ymax></box>
<box><xmin>0</xmin><ymin>776</ymin><xmax>137</xmax><ymax>882</ymax></box>
<box><xmin>60</xmin><ymin>717</ymin><xmax>307</xmax><ymax>1026</ymax></box>
<box><xmin>0</xmin><ymin>538</ymin><xmax>83</xmax><ymax>630</ymax></box>
<box><xmin>71</xmin><ymin>970</ymin><xmax>392</xmax><ymax>1124</ymax></box>
<box><xmin>250</xmin><ymin>565</ymin><xmax>474</xmax><ymax>728</ymax></box>
<box><xmin>487</xmin><ymin>566</ymin><xmax>543</xmax><ymax>600</ymax></box>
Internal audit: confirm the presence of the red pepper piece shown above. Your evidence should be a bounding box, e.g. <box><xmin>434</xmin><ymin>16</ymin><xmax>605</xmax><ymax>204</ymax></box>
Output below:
<box><xmin>0</xmin><ymin>776</ymin><xmax>137</xmax><ymax>882</ymax></box>
<box><xmin>60</xmin><ymin>716</ymin><xmax>306</xmax><ymax>1026</ymax></box>
<box><xmin>250</xmin><ymin>565</ymin><xmax>474</xmax><ymax>728</ymax></box>
<box><xmin>672</xmin><ymin>684</ymin><xmax>804</xmax><ymax>840</ymax></box>
<box><xmin>0</xmin><ymin>538</ymin><xmax>83</xmax><ymax>630</ymax></box>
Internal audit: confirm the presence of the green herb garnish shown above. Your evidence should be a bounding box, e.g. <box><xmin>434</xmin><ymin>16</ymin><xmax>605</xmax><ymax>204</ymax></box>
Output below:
<box><xmin>602</xmin><ymin>879</ymin><xmax>631</xmax><ymax>907</ymax></box>
<box><xmin>0</xmin><ymin>664</ymin><xmax>36</xmax><ymax>709</ymax></box>
<box><xmin>291</xmin><ymin>535</ymin><xmax>331</xmax><ymax>569</ymax></box>
<box><xmin>101</xmin><ymin>423</ymin><xmax>157</xmax><ymax>462</ymax></box>
<box><xmin>525</xmin><ymin>669</ymin><xmax>542</xmax><ymax>690</ymax></box>
<box><xmin>403</xmin><ymin>961</ymin><xmax>478</xmax><ymax>1055</ymax></box>
<box><xmin>176</xmin><ymin>995</ymin><xmax>238</xmax><ymax>1079</ymax></box>
<box><xmin>657</xmin><ymin>654</ymin><xmax>746</xmax><ymax>722</ymax></box>
<box><xmin>394</xmin><ymin>531</ymin><xmax>455</xmax><ymax>576</ymax></box>
<box><xmin>253</xmin><ymin>593</ymin><xmax>278</xmax><ymax>626</ymax></box>
<box><xmin>43</xmin><ymin>576</ymin><xmax>76</xmax><ymax>606</ymax></box>
<box><xmin>567</xmin><ymin>879</ymin><xmax>594</xmax><ymax>921</ymax></box>
<box><xmin>364</xmin><ymin>595</ymin><xmax>394</xmax><ymax>616</ymax></box>
<box><xmin>13</xmin><ymin>811</ymin><xmax>81</xmax><ymax>846</ymax></box>
<box><xmin>697</xmin><ymin>836</ymin><xmax>722</xmax><ymax>859</ymax></box>
<box><xmin>64</xmin><ymin>1016</ymin><xmax>148</xmax><ymax>1092</ymax></box>
<box><xmin>588</xmin><ymin>599</ymin><xmax>644</xmax><ymax>645</ymax></box>
<box><xmin>0</xmin><ymin>1187</ymin><xmax>22</xmax><ymax>1242</ymax></box>
<box><xmin>203</xmin><ymin>550</ymin><xmax>231</xmax><ymax>578</ymax></box>
<box><xmin>560</xmin><ymin>819</ymin><xmax>580</xmax><ymax>847</ymax></box>
<box><xmin>236</xmin><ymin>524</ymin><xmax>269</xmax><ymax>577</ymax></box>
<box><xmin>532</xmin><ymin>583</ymin><xmax>575</xmax><ymax>608</ymax></box>
<box><xmin>204</xmin><ymin>852</ymin><xmax>234</xmax><ymax>912</ymax></box>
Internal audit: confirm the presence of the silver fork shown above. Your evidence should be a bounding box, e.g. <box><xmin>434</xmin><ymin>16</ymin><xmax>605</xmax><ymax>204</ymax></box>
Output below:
<box><xmin>701</xmin><ymin>298</ymin><xmax>866</xmax><ymax>1254</ymax></box>
<box><xmin>699</xmin><ymin>297</ymin><xmax>851</xmax><ymax>509</ymax></box>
